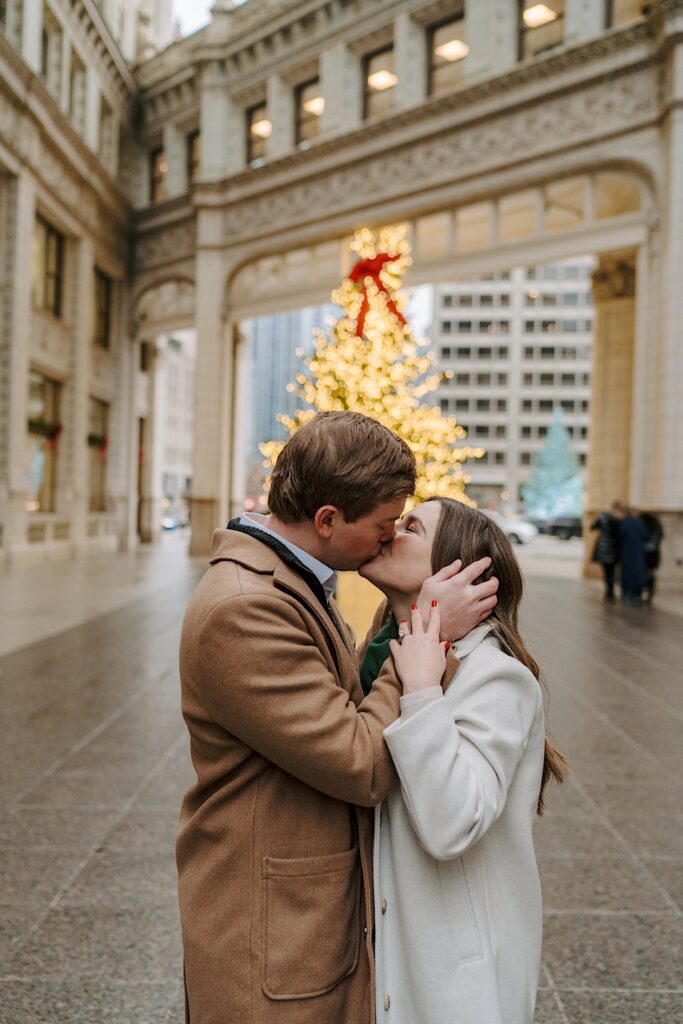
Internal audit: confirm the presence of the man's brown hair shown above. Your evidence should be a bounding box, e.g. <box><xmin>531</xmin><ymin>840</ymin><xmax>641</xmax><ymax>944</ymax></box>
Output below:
<box><xmin>268</xmin><ymin>412</ymin><xmax>416</xmax><ymax>523</ymax></box>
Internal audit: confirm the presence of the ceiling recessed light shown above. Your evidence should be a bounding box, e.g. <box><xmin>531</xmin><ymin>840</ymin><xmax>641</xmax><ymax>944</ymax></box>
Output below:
<box><xmin>250</xmin><ymin>118</ymin><xmax>272</xmax><ymax>138</ymax></box>
<box><xmin>523</xmin><ymin>4</ymin><xmax>559</xmax><ymax>28</ymax></box>
<box><xmin>434</xmin><ymin>38</ymin><xmax>470</xmax><ymax>62</ymax></box>
<box><xmin>367</xmin><ymin>69</ymin><xmax>398</xmax><ymax>91</ymax></box>
<box><xmin>302</xmin><ymin>96</ymin><xmax>325</xmax><ymax>116</ymax></box>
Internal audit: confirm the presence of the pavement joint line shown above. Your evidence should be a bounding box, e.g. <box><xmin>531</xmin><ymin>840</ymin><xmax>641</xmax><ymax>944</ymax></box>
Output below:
<box><xmin>539</xmin><ymin>962</ymin><xmax>571</xmax><ymax>1024</ymax></box>
<box><xmin>543</xmin><ymin>909</ymin><xmax>680</xmax><ymax>916</ymax></box>
<box><xmin>567</xmin><ymin>775</ymin><xmax>683</xmax><ymax>919</ymax></box>
<box><xmin>531</xmin><ymin>613</ymin><xmax>683</xmax><ymax>726</ymax></box>
<box><xmin>9</xmin><ymin>733</ymin><xmax>187</xmax><ymax>954</ymax></box>
<box><xmin>8</xmin><ymin>688</ymin><xmax>149</xmax><ymax>810</ymax></box>
<box><xmin>533</xmin><ymin>621</ymin><xmax>683</xmax><ymax>787</ymax></box>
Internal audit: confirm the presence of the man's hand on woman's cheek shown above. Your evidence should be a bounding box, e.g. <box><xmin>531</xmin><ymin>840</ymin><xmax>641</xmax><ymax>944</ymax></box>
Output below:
<box><xmin>416</xmin><ymin>557</ymin><xmax>499</xmax><ymax>641</ymax></box>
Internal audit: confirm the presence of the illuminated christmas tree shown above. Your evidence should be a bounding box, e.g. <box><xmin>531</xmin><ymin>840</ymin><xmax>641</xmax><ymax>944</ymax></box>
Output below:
<box><xmin>260</xmin><ymin>225</ymin><xmax>482</xmax><ymax>504</ymax></box>
<box><xmin>521</xmin><ymin>408</ymin><xmax>584</xmax><ymax>518</ymax></box>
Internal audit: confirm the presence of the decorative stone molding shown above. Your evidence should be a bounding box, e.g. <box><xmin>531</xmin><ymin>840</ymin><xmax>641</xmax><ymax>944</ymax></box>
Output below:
<box><xmin>134</xmin><ymin>278</ymin><xmax>197</xmax><ymax>329</ymax></box>
<box><xmin>134</xmin><ymin>220</ymin><xmax>197</xmax><ymax>273</ymax></box>
<box><xmin>592</xmin><ymin>258</ymin><xmax>637</xmax><ymax>301</ymax></box>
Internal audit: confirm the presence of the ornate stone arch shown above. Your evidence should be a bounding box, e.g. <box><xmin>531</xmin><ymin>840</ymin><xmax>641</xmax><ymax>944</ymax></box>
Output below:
<box><xmin>132</xmin><ymin>277</ymin><xmax>196</xmax><ymax>336</ymax></box>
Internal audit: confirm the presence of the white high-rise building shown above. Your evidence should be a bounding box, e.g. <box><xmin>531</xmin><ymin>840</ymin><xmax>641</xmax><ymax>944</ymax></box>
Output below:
<box><xmin>433</xmin><ymin>258</ymin><xmax>594</xmax><ymax>510</ymax></box>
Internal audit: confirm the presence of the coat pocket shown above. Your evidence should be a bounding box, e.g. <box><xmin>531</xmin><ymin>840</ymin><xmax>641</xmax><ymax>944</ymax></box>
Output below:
<box><xmin>437</xmin><ymin>857</ymin><xmax>484</xmax><ymax>962</ymax></box>
<box><xmin>261</xmin><ymin>845</ymin><xmax>362</xmax><ymax>1000</ymax></box>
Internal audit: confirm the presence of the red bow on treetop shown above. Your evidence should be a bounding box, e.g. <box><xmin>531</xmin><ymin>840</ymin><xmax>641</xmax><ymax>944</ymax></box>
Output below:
<box><xmin>347</xmin><ymin>253</ymin><xmax>408</xmax><ymax>339</ymax></box>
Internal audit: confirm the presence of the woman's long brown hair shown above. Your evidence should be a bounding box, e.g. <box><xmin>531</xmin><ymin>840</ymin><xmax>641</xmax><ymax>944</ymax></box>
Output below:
<box><xmin>428</xmin><ymin>498</ymin><xmax>567</xmax><ymax>814</ymax></box>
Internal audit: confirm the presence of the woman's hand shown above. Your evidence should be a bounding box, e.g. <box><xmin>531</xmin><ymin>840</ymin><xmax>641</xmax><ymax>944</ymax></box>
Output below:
<box><xmin>389</xmin><ymin>603</ymin><xmax>449</xmax><ymax>695</ymax></box>
<box><xmin>417</xmin><ymin>557</ymin><xmax>497</xmax><ymax>640</ymax></box>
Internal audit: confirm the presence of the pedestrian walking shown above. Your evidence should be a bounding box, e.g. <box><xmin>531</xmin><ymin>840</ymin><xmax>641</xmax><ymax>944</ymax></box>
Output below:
<box><xmin>618</xmin><ymin>507</ymin><xmax>649</xmax><ymax>606</ymax></box>
<box><xmin>590</xmin><ymin>503</ymin><xmax>621</xmax><ymax>601</ymax></box>
<box><xmin>639</xmin><ymin>511</ymin><xmax>664</xmax><ymax>603</ymax></box>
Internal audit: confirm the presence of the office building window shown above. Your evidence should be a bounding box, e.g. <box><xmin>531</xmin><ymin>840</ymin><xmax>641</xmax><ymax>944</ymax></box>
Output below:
<box><xmin>497</xmin><ymin>374</ymin><xmax>509</xmax><ymax>386</ymax></box>
<box><xmin>428</xmin><ymin>17</ymin><xmax>468</xmax><ymax>96</ymax></box>
<box><xmin>519</xmin><ymin>1</ymin><xmax>564</xmax><ymax>59</ymax></box>
<box><xmin>540</xmin><ymin>373</ymin><xmax>554</xmax><ymax>385</ymax></box>
<box><xmin>520</xmin><ymin>452</ymin><xmax>532</xmax><ymax>465</ymax></box>
<box><xmin>521</xmin><ymin>426</ymin><xmax>532</xmax><ymax>438</ymax></box>
<box><xmin>442</xmin><ymin>321</ymin><xmax>453</xmax><ymax>333</ymax></box>
<box><xmin>455</xmin><ymin>399</ymin><xmax>469</xmax><ymax>411</ymax></box>
<box><xmin>495</xmin><ymin>452</ymin><xmax>506</xmax><ymax>465</ymax></box>
<box><xmin>93</xmin><ymin>268</ymin><xmax>113</xmax><ymax>349</ymax></box>
<box><xmin>523</xmin><ymin>373</ymin><xmax>534</xmax><ymax>385</ymax></box>
<box><xmin>457</xmin><ymin>321</ymin><xmax>473</xmax><ymax>333</ymax></box>
<box><xmin>32</xmin><ymin>216</ymin><xmax>64</xmax><ymax>317</ymax></box>
<box><xmin>497</xmin><ymin>347</ymin><xmax>510</xmax><ymax>358</ymax></box>
<box><xmin>440</xmin><ymin>398</ymin><xmax>449</xmax><ymax>412</ymax></box>
<box><xmin>561</xmin><ymin>373</ymin><xmax>576</xmax><ymax>385</ymax></box>
<box><xmin>149</xmin><ymin>148</ymin><xmax>167</xmax><ymax>202</ymax></box>
<box><xmin>26</xmin><ymin>371</ymin><xmax>61</xmax><ymax>513</ymax></box>
<box><xmin>524</xmin><ymin>320</ymin><xmax>536</xmax><ymax>333</ymax></box>
<box><xmin>522</xmin><ymin>399</ymin><xmax>533</xmax><ymax>411</ymax></box>
<box><xmin>364</xmin><ymin>48</ymin><xmax>397</xmax><ymax>120</ymax></box>
<box><xmin>475</xmin><ymin>425</ymin><xmax>489</xmax><ymax>438</ymax></box>
<box><xmin>476</xmin><ymin>376</ymin><xmax>491</xmax><ymax>387</ymax></box>
<box><xmin>476</xmin><ymin>399</ymin><xmax>491</xmax><ymax>411</ymax></box>
<box><xmin>539</xmin><ymin>399</ymin><xmax>554</xmax><ymax>411</ymax></box>
<box><xmin>478</xmin><ymin>347</ymin><xmax>492</xmax><ymax>359</ymax></box>
<box><xmin>496</xmin><ymin>400</ymin><xmax>507</xmax><ymax>412</ymax></box>
<box><xmin>457</xmin><ymin>346</ymin><xmax>472</xmax><ymax>358</ymax></box>
<box><xmin>296</xmin><ymin>78</ymin><xmax>324</xmax><ymax>146</ymax></box>
<box><xmin>247</xmin><ymin>103</ymin><xmax>271</xmax><ymax>166</ymax></box>
<box><xmin>442</xmin><ymin>294</ymin><xmax>454</xmax><ymax>307</ymax></box>
<box><xmin>456</xmin><ymin>373</ymin><xmax>470</xmax><ymax>385</ymax></box>
<box><xmin>495</xmin><ymin>425</ymin><xmax>507</xmax><ymax>438</ymax></box>
<box><xmin>441</xmin><ymin>346</ymin><xmax>452</xmax><ymax>358</ymax></box>
<box><xmin>187</xmin><ymin>130</ymin><xmax>201</xmax><ymax>182</ymax></box>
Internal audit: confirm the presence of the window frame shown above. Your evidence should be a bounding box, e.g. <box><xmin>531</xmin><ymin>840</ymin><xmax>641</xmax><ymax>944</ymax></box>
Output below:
<box><xmin>246</xmin><ymin>102</ymin><xmax>269</xmax><ymax>166</ymax></box>
<box><xmin>33</xmin><ymin>215</ymin><xmax>64</xmax><ymax>318</ymax></box>
<box><xmin>363</xmin><ymin>46</ymin><xmax>397</xmax><ymax>122</ymax></box>
<box><xmin>295</xmin><ymin>77</ymin><xmax>323</xmax><ymax>148</ymax></box>
<box><xmin>149</xmin><ymin>147</ymin><xmax>167</xmax><ymax>203</ymax></box>
<box><xmin>427</xmin><ymin>14</ymin><xmax>467</xmax><ymax>98</ymax></box>
<box><xmin>93</xmin><ymin>267</ymin><xmax>113</xmax><ymax>350</ymax></box>
<box><xmin>518</xmin><ymin>0</ymin><xmax>565</xmax><ymax>61</ymax></box>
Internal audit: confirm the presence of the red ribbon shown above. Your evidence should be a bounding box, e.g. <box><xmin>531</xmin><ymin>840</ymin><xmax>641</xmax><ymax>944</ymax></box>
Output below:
<box><xmin>347</xmin><ymin>253</ymin><xmax>408</xmax><ymax>338</ymax></box>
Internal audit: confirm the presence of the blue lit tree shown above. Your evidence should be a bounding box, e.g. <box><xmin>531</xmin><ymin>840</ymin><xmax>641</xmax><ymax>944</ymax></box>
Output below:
<box><xmin>521</xmin><ymin>409</ymin><xmax>583</xmax><ymax>518</ymax></box>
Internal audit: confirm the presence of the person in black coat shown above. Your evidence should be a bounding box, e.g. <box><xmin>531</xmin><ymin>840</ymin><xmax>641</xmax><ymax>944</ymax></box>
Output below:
<box><xmin>618</xmin><ymin>508</ymin><xmax>649</xmax><ymax>606</ymax></box>
<box><xmin>639</xmin><ymin>511</ymin><xmax>664</xmax><ymax>603</ymax></box>
<box><xmin>590</xmin><ymin>503</ymin><xmax>622</xmax><ymax>601</ymax></box>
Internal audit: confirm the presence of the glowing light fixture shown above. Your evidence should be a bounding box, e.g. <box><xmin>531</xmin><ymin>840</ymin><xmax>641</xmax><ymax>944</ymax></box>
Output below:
<box><xmin>251</xmin><ymin>118</ymin><xmax>272</xmax><ymax>138</ymax></box>
<box><xmin>434</xmin><ymin>38</ymin><xmax>470</xmax><ymax>62</ymax></box>
<box><xmin>302</xmin><ymin>95</ymin><xmax>325</xmax><ymax>116</ymax></box>
<box><xmin>523</xmin><ymin>4</ymin><xmax>559</xmax><ymax>27</ymax></box>
<box><xmin>367</xmin><ymin>69</ymin><xmax>398</xmax><ymax>91</ymax></box>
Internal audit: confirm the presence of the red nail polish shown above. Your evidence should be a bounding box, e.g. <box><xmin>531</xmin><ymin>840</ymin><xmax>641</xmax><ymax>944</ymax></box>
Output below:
<box><xmin>411</xmin><ymin>604</ymin><xmax>418</xmax><ymax>611</ymax></box>
<box><xmin>445</xmin><ymin>641</ymin><xmax>451</xmax><ymax>651</ymax></box>
<box><xmin>431</xmin><ymin>599</ymin><xmax>438</xmax><ymax>607</ymax></box>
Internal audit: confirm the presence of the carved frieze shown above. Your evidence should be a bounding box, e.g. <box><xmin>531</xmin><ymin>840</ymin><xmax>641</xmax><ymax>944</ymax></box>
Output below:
<box><xmin>222</xmin><ymin>65</ymin><xmax>660</xmax><ymax>245</ymax></box>
<box><xmin>134</xmin><ymin>220</ymin><xmax>197</xmax><ymax>272</ymax></box>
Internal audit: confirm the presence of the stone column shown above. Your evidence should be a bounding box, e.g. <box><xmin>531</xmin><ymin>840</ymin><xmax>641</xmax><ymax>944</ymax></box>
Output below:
<box><xmin>466</xmin><ymin>0</ymin><xmax>518</xmax><ymax>81</ymax></box>
<box><xmin>394</xmin><ymin>12</ymin><xmax>426</xmax><ymax>110</ymax></box>
<box><xmin>60</xmin><ymin>34</ymin><xmax>72</xmax><ymax>117</ymax></box>
<box><xmin>320</xmin><ymin>44</ymin><xmax>362</xmax><ymax>137</ymax></box>
<box><xmin>138</xmin><ymin>340</ymin><xmax>163</xmax><ymax>544</ymax></box>
<box><xmin>583</xmin><ymin>254</ymin><xmax>636</xmax><ymax>574</ymax></box>
<box><xmin>0</xmin><ymin>174</ymin><xmax>35</xmax><ymax>559</ymax></box>
<box><xmin>267</xmin><ymin>75</ymin><xmax>294</xmax><ymax>158</ymax></box>
<box><xmin>229</xmin><ymin>326</ymin><xmax>251</xmax><ymax>520</ymax></box>
<box><xmin>188</xmin><ymin>243</ymin><xmax>235</xmax><ymax>557</ymax></box>
<box><xmin>163</xmin><ymin>121</ymin><xmax>187</xmax><ymax>198</ymax></box>
<box><xmin>21</xmin><ymin>0</ymin><xmax>43</xmax><ymax>75</ymax></box>
<box><xmin>199</xmin><ymin>61</ymin><xmax>245</xmax><ymax>179</ymax></box>
<box><xmin>65</xmin><ymin>236</ymin><xmax>95</xmax><ymax>551</ymax></box>
<box><xmin>84</xmin><ymin>66</ymin><xmax>101</xmax><ymax>154</ymax></box>
<box><xmin>564</xmin><ymin>0</ymin><xmax>604</xmax><ymax>45</ymax></box>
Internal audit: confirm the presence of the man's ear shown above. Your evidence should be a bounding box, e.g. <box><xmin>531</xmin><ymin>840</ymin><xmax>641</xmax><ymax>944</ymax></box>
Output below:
<box><xmin>313</xmin><ymin>505</ymin><xmax>342</xmax><ymax>539</ymax></box>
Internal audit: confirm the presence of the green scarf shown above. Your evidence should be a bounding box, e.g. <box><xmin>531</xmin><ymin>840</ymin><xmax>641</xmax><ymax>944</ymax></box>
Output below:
<box><xmin>359</xmin><ymin>618</ymin><xmax>398</xmax><ymax>696</ymax></box>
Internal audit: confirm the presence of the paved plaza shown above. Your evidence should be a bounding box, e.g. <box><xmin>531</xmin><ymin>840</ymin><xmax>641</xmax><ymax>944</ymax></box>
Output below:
<box><xmin>0</xmin><ymin>539</ymin><xmax>682</xmax><ymax>1023</ymax></box>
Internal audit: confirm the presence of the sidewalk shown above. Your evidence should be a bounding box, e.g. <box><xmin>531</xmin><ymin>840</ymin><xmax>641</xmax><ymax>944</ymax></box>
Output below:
<box><xmin>1</xmin><ymin>543</ymin><xmax>682</xmax><ymax>1022</ymax></box>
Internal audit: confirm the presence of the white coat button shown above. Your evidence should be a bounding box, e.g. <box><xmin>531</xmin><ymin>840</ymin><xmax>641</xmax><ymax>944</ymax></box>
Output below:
<box><xmin>381</xmin><ymin>898</ymin><xmax>388</xmax><ymax>914</ymax></box>
<box><xmin>384</xmin><ymin>995</ymin><xmax>391</xmax><ymax>1011</ymax></box>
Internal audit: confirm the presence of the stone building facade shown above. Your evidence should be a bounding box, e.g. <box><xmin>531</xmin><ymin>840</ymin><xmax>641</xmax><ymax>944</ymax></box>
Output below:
<box><xmin>2</xmin><ymin>0</ymin><xmax>683</xmax><ymax>585</ymax></box>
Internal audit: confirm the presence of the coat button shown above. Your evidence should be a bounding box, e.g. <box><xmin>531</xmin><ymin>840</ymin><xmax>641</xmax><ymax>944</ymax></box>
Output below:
<box><xmin>384</xmin><ymin>995</ymin><xmax>391</xmax><ymax>1011</ymax></box>
<box><xmin>381</xmin><ymin>898</ymin><xmax>388</xmax><ymax>914</ymax></box>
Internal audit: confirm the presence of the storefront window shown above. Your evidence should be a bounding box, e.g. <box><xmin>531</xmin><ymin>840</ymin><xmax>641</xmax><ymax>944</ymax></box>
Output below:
<box><xmin>25</xmin><ymin>371</ymin><xmax>61</xmax><ymax>513</ymax></box>
<box><xmin>88</xmin><ymin>397</ymin><xmax>109</xmax><ymax>512</ymax></box>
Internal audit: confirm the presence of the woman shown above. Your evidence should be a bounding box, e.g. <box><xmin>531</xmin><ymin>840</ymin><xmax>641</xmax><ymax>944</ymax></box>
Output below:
<box><xmin>359</xmin><ymin>498</ymin><xmax>566</xmax><ymax>1024</ymax></box>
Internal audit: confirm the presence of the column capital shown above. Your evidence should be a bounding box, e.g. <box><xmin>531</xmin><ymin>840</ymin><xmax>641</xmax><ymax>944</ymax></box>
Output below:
<box><xmin>592</xmin><ymin>257</ymin><xmax>636</xmax><ymax>302</ymax></box>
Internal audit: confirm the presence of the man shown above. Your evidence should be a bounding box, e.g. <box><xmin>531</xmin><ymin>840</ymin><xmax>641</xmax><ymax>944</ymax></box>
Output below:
<box><xmin>177</xmin><ymin>412</ymin><xmax>497</xmax><ymax>1024</ymax></box>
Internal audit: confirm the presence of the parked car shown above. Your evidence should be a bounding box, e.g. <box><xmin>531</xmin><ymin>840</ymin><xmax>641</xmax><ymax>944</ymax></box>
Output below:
<box><xmin>526</xmin><ymin>516</ymin><xmax>552</xmax><ymax>535</ymax></box>
<box><xmin>483</xmin><ymin>510</ymin><xmax>539</xmax><ymax>545</ymax></box>
<box><xmin>547</xmin><ymin>515</ymin><xmax>583</xmax><ymax>540</ymax></box>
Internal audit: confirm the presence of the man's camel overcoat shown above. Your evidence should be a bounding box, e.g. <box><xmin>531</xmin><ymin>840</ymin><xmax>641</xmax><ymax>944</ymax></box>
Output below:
<box><xmin>177</xmin><ymin>528</ymin><xmax>401</xmax><ymax>1024</ymax></box>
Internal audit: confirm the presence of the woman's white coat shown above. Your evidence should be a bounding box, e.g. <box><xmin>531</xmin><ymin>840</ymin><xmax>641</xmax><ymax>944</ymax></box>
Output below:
<box><xmin>374</xmin><ymin>624</ymin><xmax>546</xmax><ymax>1024</ymax></box>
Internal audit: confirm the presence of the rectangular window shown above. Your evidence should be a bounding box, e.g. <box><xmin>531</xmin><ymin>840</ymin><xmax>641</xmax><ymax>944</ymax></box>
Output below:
<box><xmin>457</xmin><ymin>321</ymin><xmax>472</xmax><ymax>333</ymax></box>
<box><xmin>364</xmin><ymin>48</ymin><xmax>397</xmax><ymax>121</ymax></box>
<box><xmin>540</xmin><ymin>373</ymin><xmax>554</xmax><ymax>385</ymax></box>
<box><xmin>442</xmin><ymin>321</ymin><xmax>453</xmax><ymax>334</ymax></box>
<box><xmin>476</xmin><ymin>398</ymin><xmax>491</xmax><ymax>411</ymax></box>
<box><xmin>480</xmin><ymin>294</ymin><xmax>494</xmax><ymax>307</ymax></box>
<box><xmin>187</xmin><ymin>130</ymin><xmax>201</xmax><ymax>183</ymax></box>
<box><xmin>523</xmin><ymin>372</ymin><xmax>534</xmax><ymax>385</ymax></box>
<box><xmin>521</xmin><ymin>452</ymin><xmax>532</xmax><ymax>465</ymax></box>
<box><xmin>93</xmin><ymin>268</ymin><xmax>113</xmax><ymax>349</ymax></box>
<box><xmin>475</xmin><ymin>425</ymin><xmax>489</xmax><ymax>438</ymax></box>
<box><xmin>496</xmin><ymin>399</ymin><xmax>507</xmax><ymax>412</ymax></box>
<box><xmin>561</xmin><ymin>373</ymin><xmax>576</xmax><ymax>385</ymax></box>
<box><xmin>458</xmin><ymin>295</ymin><xmax>473</xmax><ymax>307</ymax></box>
<box><xmin>442</xmin><ymin>294</ymin><xmax>454</xmax><ymax>307</ymax></box>
<box><xmin>247</xmin><ymin>103</ymin><xmax>271</xmax><ymax>166</ymax></box>
<box><xmin>26</xmin><ymin>371</ymin><xmax>61</xmax><ymax>513</ymax></box>
<box><xmin>541</xmin><ymin>346</ymin><xmax>554</xmax><ymax>358</ymax></box>
<box><xmin>539</xmin><ymin>399</ymin><xmax>554</xmax><ymax>411</ymax></box>
<box><xmin>497</xmin><ymin>373</ymin><xmax>508</xmax><ymax>386</ymax></box>
<box><xmin>428</xmin><ymin>17</ymin><xmax>468</xmax><ymax>96</ymax></box>
<box><xmin>524</xmin><ymin>346</ymin><xmax>534</xmax><ymax>358</ymax></box>
<box><xmin>441</xmin><ymin>346</ymin><xmax>452</xmax><ymax>358</ymax></box>
<box><xmin>455</xmin><ymin>399</ymin><xmax>469</xmax><ymax>411</ymax></box>
<box><xmin>149</xmin><ymin>148</ymin><xmax>167</xmax><ymax>202</ymax></box>
<box><xmin>522</xmin><ymin>399</ymin><xmax>533</xmax><ymax>411</ymax></box>
<box><xmin>478</xmin><ymin>347</ymin><xmax>493</xmax><ymax>359</ymax></box>
<box><xmin>457</xmin><ymin>347</ymin><xmax>472</xmax><ymax>358</ymax></box>
<box><xmin>500</xmin><ymin>294</ymin><xmax>511</xmax><ymax>306</ymax></box>
<box><xmin>495</xmin><ymin>425</ymin><xmax>507</xmax><ymax>438</ymax></box>
<box><xmin>32</xmin><ymin>216</ymin><xmax>64</xmax><ymax>317</ymax></box>
<box><xmin>561</xmin><ymin>399</ymin><xmax>575</xmax><ymax>411</ymax></box>
<box><xmin>519</xmin><ymin>1</ymin><xmax>564</xmax><ymax>60</ymax></box>
<box><xmin>497</xmin><ymin>347</ymin><xmax>509</xmax><ymax>358</ymax></box>
<box><xmin>476</xmin><ymin>376</ymin><xmax>492</xmax><ymax>387</ymax></box>
<box><xmin>88</xmin><ymin>397</ymin><xmax>109</xmax><ymax>512</ymax></box>
<box><xmin>456</xmin><ymin>373</ymin><xmax>470</xmax><ymax>385</ymax></box>
<box><xmin>524</xmin><ymin>320</ymin><xmax>536</xmax><ymax>333</ymax></box>
<box><xmin>296</xmin><ymin>78</ymin><xmax>324</xmax><ymax>147</ymax></box>
<box><xmin>495</xmin><ymin>452</ymin><xmax>506</xmax><ymax>465</ymax></box>
<box><xmin>440</xmin><ymin>398</ymin><xmax>449</xmax><ymax>412</ymax></box>
<box><xmin>521</xmin><ymin>425</ymin><xmax>532</xmax><ymax>438</ymax></box>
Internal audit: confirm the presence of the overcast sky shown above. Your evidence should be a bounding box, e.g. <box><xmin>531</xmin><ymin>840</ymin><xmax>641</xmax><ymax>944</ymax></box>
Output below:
<box><xmin>172</xmin><ymin>0</ymin><xmax>248</xmax><ymax>36</ymax></box>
